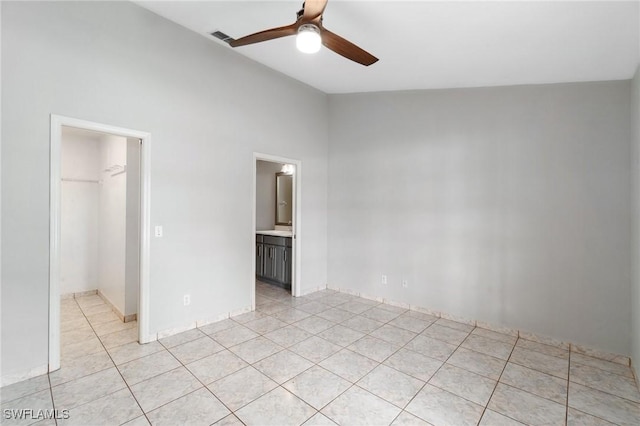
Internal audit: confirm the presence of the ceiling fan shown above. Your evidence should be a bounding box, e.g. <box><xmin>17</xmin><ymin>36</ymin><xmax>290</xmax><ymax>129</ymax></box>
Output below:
<box><xmin>229</xmin><ymin>0</ymin><xmax>378</xmax><ymax>66</ymax></box>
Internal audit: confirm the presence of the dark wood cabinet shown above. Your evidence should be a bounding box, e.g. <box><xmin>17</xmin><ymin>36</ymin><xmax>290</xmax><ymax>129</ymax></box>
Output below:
<box><xmin>256</xmin><ymin>235</ymin><xmax>292</xmax><ymax>290</ymax></box>
<box><xmin>255</xmin><ymin>235</ymin><xmax>265</xmax><ymax>277</ymax></box>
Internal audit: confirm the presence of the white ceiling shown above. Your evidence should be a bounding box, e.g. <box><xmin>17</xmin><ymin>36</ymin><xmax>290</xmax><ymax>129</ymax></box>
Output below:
<box><xmin>136</xmin><ymin>1</ymin><xmax>640</xmax><ymax>94</ymax></box>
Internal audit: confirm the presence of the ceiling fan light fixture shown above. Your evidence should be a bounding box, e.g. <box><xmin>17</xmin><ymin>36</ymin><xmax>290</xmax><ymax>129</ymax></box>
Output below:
<box><xmin>296</xmin><ymin>24</ymin><xmax>321</xmax><ymax>54</ymax></box>
<box><xmin>229</xmin><ymin>0</ymin><xmax>378</xmax><ymax>66</ymax></box>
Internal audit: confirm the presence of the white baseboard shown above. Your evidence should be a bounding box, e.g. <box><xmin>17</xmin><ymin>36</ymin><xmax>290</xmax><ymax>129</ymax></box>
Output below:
<box><xmin>157</xmin><ymin>322</ymin><xmax>197</xmax><ymax>340</ymax></box>
<box><xmin>0</xmin><ymin>364</ymin><xmax>48</xmax><ymax>388</ymax></box>
<box><xmin>299</xmin><ymin>285</ymin><xmax>327</xmax><ymax>297</ymax></box>
<box><xmin>156</xmin><ymin>306</ymin><xmax>253</xmax><ymax>341</ymax></box>
<box><xmin>95</xmin><ymin>290</ymin><xmax>137</xmax><ymax>323</ymax></box>
<box><xmin>229</xmin><ymin>306</ymin><xmax>252</xmax><ymax>319</ymax></box>
<box><xmin>10</xmin><ymin>287</ymin><xmax>633</xmax><ymax>389</ymax></box>
<box><xmin>328</xmin><ymin>284</ymin><xmax>631</xmax><ymax>366</ymax></box>
<box><xmin>60</xmin><ymin>289</ymin><xmax>98</xmax><ymax>300</ymax></box>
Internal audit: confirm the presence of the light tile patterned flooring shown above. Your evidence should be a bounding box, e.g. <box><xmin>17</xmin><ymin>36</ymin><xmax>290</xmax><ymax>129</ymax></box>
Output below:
<box><xmin>2</xmin><ymin>282</ymin><xmax>640</xmax><ymax>425</ymax></box>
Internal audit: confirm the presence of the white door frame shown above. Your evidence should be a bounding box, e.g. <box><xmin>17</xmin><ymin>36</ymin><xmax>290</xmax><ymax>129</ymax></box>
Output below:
<box><xmin>252</xmin><ymin>153</ymin><xmax>302</xmax><ymax>306</ymax></box>
<box><xmin>49</xmin><ymin>114</ymin><xmax>153</xmax><ymax>372</ymax></box>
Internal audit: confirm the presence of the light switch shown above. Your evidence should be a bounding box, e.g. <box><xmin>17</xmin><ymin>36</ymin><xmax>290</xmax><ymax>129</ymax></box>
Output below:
<box><xmin>154</xmin><ymin>226</ymin><xmax>163</xmax><ymax>237</ymax></box>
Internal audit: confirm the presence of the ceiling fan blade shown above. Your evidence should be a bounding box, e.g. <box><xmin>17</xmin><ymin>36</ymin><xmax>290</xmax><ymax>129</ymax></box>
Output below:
<box><xmin>229</xmin><ymin>23</ymin><xmax>298</xmax><ymax>48</ymax></box>
<box><xmin>321</xmin><ymin>28</ymin><xmax>378</xmax><ymax>66</ymax></box>
<box><xmin>303</xmin><ymin>0</ymin><xmax>328</xmax><ymax>21</ymax></box>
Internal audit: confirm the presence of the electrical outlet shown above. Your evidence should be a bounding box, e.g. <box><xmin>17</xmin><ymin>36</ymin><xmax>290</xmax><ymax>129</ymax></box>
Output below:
<box><xmin>154</xmin><ymin>226</ymin><xmax>163</xmax><ymax>237</ymax></box>
<box><xmin>381</xmin><ymin>274</ymin><xmax>388</xmax><ymax>285</ymax></box>
<box><xmin>183</xmin><ymin>294</ymin><xmax>190</xmax><ymax>306</ymax></box>
<box><xmin>402</xmin><ymin>279</ymin><xmax>408</xmax><ymax>288</ymax></box>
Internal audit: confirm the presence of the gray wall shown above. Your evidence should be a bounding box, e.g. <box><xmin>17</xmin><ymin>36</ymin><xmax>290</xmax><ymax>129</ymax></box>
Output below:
<box><xmin>60</xmin><ymin>130</ymin><xmax>100</xmax><ymax>295</ymax></box>
<box><xmin>1</xmin><ymin>0</ymin><xmax>636</xmax><ymax>383</ymax></box>
<box><xmin>328</xmin><ymin>81</ymin><xmax>632</xmax><ymax>355</ymax></box>
<box><xmin>632</xmin><ymin>66</ymin><xmax>640</xmax><ymax>372</ymax></box>
<box><xmin>1</xmin><ymin>1</ymin><xmax>328</xmax><ymax>380</ymax></box>
<box><xmin>256</xmin><ymin>161</ymin><xmax>282</xmax><ymax>230</ymax></box>
<box><xmin>97</xmin><ymin>134</ymin><xmax>127</xmax><ymax>315</ymax></box>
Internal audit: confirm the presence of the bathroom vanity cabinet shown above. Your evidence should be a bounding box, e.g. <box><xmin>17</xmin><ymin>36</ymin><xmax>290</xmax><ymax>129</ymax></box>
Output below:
<box><xmin>256</xmin><ymin>234</ymin><xmax>292</xmax><ymax>290</ymax></box>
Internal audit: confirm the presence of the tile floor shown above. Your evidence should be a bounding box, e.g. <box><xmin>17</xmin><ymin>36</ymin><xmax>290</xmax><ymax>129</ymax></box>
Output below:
<box><xmin>1</xmin><ymin>282</ymin><xmax>640</xmax><ymax>425</ymax></box>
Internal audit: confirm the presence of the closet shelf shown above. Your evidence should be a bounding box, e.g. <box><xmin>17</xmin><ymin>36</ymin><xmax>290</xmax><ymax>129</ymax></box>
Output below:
<box><xmin>104</xmin><ymin>164</ymin><xmax>127</xmax><ymax>177</ymax></box>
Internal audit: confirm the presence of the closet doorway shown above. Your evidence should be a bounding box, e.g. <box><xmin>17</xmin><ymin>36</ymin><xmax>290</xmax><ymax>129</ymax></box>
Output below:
<box><xmin>252</xmin><ymin>153</ymin><xmax>301</xmax><ymax>308</ymax></box>
<box><xmin>49</xmin><ymin>115</ymin><xmax>151</xmax><ymax>372</ymax></box>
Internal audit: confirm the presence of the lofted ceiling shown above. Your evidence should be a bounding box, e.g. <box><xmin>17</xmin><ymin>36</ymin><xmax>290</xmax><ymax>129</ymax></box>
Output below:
<box><xmin>135</xmin><ymin>1</ymin><xmax>640</xmax><ymax>94</ymax></box>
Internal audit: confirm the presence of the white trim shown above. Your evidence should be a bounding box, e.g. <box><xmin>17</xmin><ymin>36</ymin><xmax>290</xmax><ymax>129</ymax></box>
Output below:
<box><xmin>157</xmin><ymin>323</ymin><xmax>196</xmax><ymax>340</ymax></box>
<box><xmin>252</xmin><ymin>153</ymin><xmax>302</xmax><ymax>302</ymax></box>
<box><xmin>139</xmin><ymin>125</ymin><xmax>152</xmax><ymax>344</ymax></box>
<box><xmin>0</xmin><ymin>365</ymin><xmax>49</xmax><ymax>388</ymax></box>
<box><xmin>49</xmin><ymin>116</ymin><xmax>62</xmax><ymax>371</ymax></box>
<box><xmin>49</xmin><ymin>115</ymin><xmax>153</xmax><ymax>372</ymax></box>
<box><xmin>327</xmin><ymin>284</ymin><xmax>633</xmax><ymax>366</ymax></box>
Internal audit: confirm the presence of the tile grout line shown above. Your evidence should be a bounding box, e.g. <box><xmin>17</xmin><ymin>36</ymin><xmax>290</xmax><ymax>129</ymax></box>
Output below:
<box><xmin>259</xmin><ymin>288</ymin><xmax>503</xmax><ymax>424</ymax></box>
<box><xmin>565</xmin><ymin>349</ymin><xmax>571</xmax><ymax>425</ymax></box>
<box><xmin>569</xmin><ymin>348</ymin><xmax>640</xmax><ymax>380</ymax></box>
<box><xmin>47</xmin><ymin>333</ymin><xmax>58</xmax><ymax>426</ymax></box>
<box><xmin>213</xmin><ymin>288</ymin><xmax>340</xmax><ymax>422</ymax></box>
<box><xmin>213</xmin><ymin>319</ymin><xmax>320</xmax><ymax>417</ymax></box>
<box><xmin>331</xmin><ymin>287</ymin><xmax>634</xmax><ymax>368</ymax></box>
<box><xmin>51</xmin><ymin>297</ymin><xmax>92</xmax><ymax>424</ymax></box>
<box><xmin>220</xmin><ymin>286</ymin><xmax>639</xmax><ymax>425</ymax></box>
<box><xmin>82</xmin><ymin>297</ymin><xmax>151</xmax><ymax>425</ymax></box>
<box><xmin>65</xmin><ymin>295</ymin><xmax>150</xmax><ymax>425</ymax></box>
<box><xmin>564</xmin><ymin>361</ymin><xmax>640</xmax><ymax>404</ymax></box>
<box><xmin>257</xmin><ymin>287</ymin><xmax>350</xmax><ymax>423</ymax></box>
<box><xmin>499</xmin><ymin>340</ymin><xmax>579</xmax><ymax>408</ymax></box>
<box><xmin>387</xmin><ymin>322</ymin><xmax>475</xmax><ymax>425</ymax></box>
<box><xmin>421</xmin><ymin>320</ymin><xmax>640</xmax><ymax>408</ymax></box>
<box><xmin>315</xmin><ymin>298</ymin><xmax>486</xmax><ymax>423</ymax></box>
<box><xmin>180</xmin><ymin>308</ymin><xmax>318</xmax><ymax>422</ymax></box>
<box><xmin>475</xmin><ymin>335</ymin><xmax>520</xmax><ymax>425</ymax></box>
<box><xmin>496</xmin><ymin>336</ymin><xmax>637</xmax><ymax>425</ymax></box>
<box><xmin>564</xmin><ymin>350</ymin><xmax>640</xmax><ymax>424</ymax></box>
<box><xmin>260</xmin><ymin>291</ymin><xmax>384</xmax><ymax>424</ymax></box>
<box><xmin>120</xmin><ymin>325</ymin><xmax>243</xmax><ymax>423</ymax></box>
<box><xmin>51</xmin><ymin>286</ymin><xmax>638</xmax><ymax>426</ymax></box>
<box><xmin>247</xmin><ymin>293</ymin><xmax>355</xmax><ymax>422</ymax></box>
<box><xmin>256</xmin><ymin>289</ymin><xmax>394</xmax><ymax>423</ymax></box>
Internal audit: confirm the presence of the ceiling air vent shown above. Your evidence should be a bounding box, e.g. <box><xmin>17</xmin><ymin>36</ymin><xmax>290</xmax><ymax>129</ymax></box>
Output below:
<box><xmin>210</xmin><ymin>30</ymin><xmax>235</xmax><ymax>44</ymax></box>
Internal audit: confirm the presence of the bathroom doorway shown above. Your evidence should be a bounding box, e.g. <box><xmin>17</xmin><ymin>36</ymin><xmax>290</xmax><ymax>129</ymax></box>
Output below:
<box><xmin>252</xmin><ymin>153</ymin><xmax>301</xmax><ymax>308</ymax></box>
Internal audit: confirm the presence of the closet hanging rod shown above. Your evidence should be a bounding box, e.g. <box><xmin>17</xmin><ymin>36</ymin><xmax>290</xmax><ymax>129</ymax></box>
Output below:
<box><xmin>61</xmin><ymin>178</ymin><xmax>100</xmax><ymax>183</ymax></box>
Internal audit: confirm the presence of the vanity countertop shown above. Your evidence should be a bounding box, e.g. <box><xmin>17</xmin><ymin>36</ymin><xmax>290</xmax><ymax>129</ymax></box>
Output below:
<box><xmin>256</xmin><ymin>230</ymin><xmax>293</xmax><ymax>237</ymax></box>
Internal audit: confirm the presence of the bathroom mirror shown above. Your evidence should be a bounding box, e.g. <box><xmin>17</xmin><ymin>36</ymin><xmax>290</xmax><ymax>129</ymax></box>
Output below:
<box><xmin>276</xmin><ymin>172</ymin><xmax>293</xmax><ymax>225</ymax></box>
